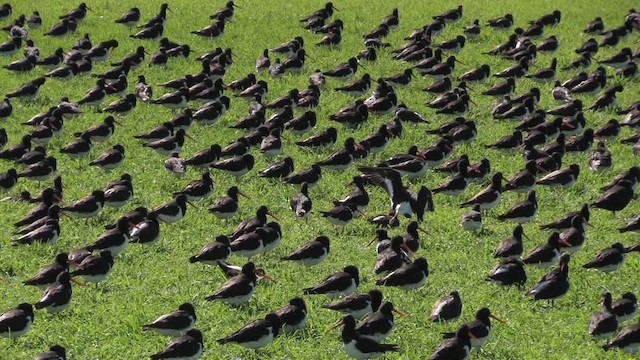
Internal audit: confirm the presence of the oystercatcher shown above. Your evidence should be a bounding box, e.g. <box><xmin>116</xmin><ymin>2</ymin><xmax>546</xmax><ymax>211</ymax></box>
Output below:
<box><xmin>376</xmin><ymin>257</ymin><xmax>428</xmax><ymax>290</ymax></box>
<box><xmin>428</xmin><ymin>324</ymin><xmax>474</xmax><ymax>360</ymax></box>
<box><xmin>523</xmin><ymin>232</ymin><xmax>569</xmax><ymax>268</ymax></box>
<box><xmin>206</xmin><ymin>262</ymin><xmax>269</xmax><ymax>305</ymax></box>
<box><xmin>460</xmin><ymin>172</ymin><xmax>503</xmax><ymax>210</ymax></box>
<box><xmin>603</xmin><ymin>320</ymin><xmax>640</xmax><ymax>353</ymax></box>
<box><xmin>32</xmin><ymin>344</ymin><xmax>66</xmax><ymax>360</ymax></box>
<box><xmin>69</xmin><ymin>250</ymin><xmax>114</xmax><ymax>284</ymax></box>
<box><xmin>189</xmin><ymin>235</ymin><xmax>230</xmax><ymax>266</ymax></box>
<box><xmin>153</xmin><ymin>194</ymin><xmax>193</xmax><ymax>223</ymax></box>
<box><xmin>143</xmin><ymin>303</ymin><xmax>196</xmax><ymax>337</ymax></box>
<box><xmin>218</xmin><ymin>313</ymin><xmax>281</xmax><ymax>350</ymax></box>
<box><xmin>275</xmin><ymin>297</ymin><xmax>307</xmax><ymax>333</ymax></box>
<box><xmin>86</xmin><ymin>218</ymin><xmax>130</xmax><ymax>255</ymax></box>
<box><xmin>129</xmin><ymin>212</ymin><xmax>160</xmax><ymax>246</ymax></box>
<box><xmin>208</xmin><ymin>186</ymin><xmax>247</xmax><ymax>219</ymax></box>
<box><xmin>428</xmin><ymin>290</ymin><xmax>463</xmax><ymax>322</ymax></box>
<box><xmin>144</xmin><ymin>129</ymin><xmax>191</xmax><ymax>155</ymax></box>
<box><xmin>211</xmin><ymin>154</ymin><xmax>254</xmax><ymax>178</ymax></box>
<box><xmin>486</xmin><ymin>258</ymin><xmax>527</xmax><ymax>286</ymax></box>
<box><xmin>0</xmin><ymin>303</ymin><xmax>34</xmax><ymax>339</ymax></box>
<box><xmin>590</xmin><ymin>292</ymin><xmax>619</xmax><ymax>340</ymax></box>
<box><xmin>612</xmin><ymin>292</ymin><xmax>638</xmax><ymax>322</ymax></box>
<box><xmin>498</xmin><ymin>190</ymin><xmax>538</xmax><ymax>223</ymax></box>
<box><xmin>89</xmin><ymin>144</ymin><xmax>125</xmax><ymax>171</ymax></box>
<box><xmin>493</xmin><ymin>225</ymin><xmax>525</xmax><ymax>258</ymax></box>
<box><xmin>34</xmin><ymin>272</ymin><xmax>75</xmax><ymax>314</ymax></box>
<box><xmin>22</xmin><ymin>252</ymin><xmax>69</xmax><ymax>290</ymax></box>
<box><xmin>288</xmin><ymin>181</ymin><xmax>312</xmax><ymax>217</ymax></box>
<box><xmin>304</xmin><ymin>265</ymin><xmax>359</xmax><ymax>298</ymax></box>
<box><xmin>150</xmin><ymin>329</ymin><xmax>203</xmax><ymax>360</ymax></box>
<box><xmin>330</xmin><ymin>315</ymin><xmax>399</xmax><ymax>359</ymax></box>
<box><xmin>591</xmin><ymin>180</ymin><xmax>634</xmax><ymax>214</ymax></box>
<box><xmin>172</xmin><ymin>172</ymin><xmax>213</xmax><ymax>201</ymax></box>
<box><xmin>583</xmin><ymin>243</ymin><xmax>626</xmax><ymax>272</ymax></box>
<box><xmin>444</xmin><ymin>307</ymin><xmax>505</xmax><ymax>348</ymax></box>
<box><xmin>317</xmin><ymin>137</ymin><xmax>361</xmax><ymax>170</ymax></box>
<box><xmin>61</xmin><ymin>190</ymin><xmax>104</xmax><ymax>218</ymax></box>
<box><xmin>527</xmin><ymin>253</ymin><xmax>571</xmax><ymax>304</ymax></box>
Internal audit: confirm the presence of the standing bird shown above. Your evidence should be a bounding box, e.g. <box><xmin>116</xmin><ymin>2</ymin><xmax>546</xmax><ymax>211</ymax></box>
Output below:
<box><xmin>494</xmin><ymin>225</ymin><xmax>525</xmax><ymax>258</ymax></box>
<box><xmin>303</xmin><ymin>265</ymin><xmax>359</xmax><ymax>298</ymax></box>
<box><xmin>527</xmin><ymin>253</ymin><xmax>571</xmax><ymax>304</ymax></box>
<box><xmin>443</xmin><ymin>307</ymin><xmax>506</xmax><ymax>348</ymax></box>
<box><xmin>330</xmin><ymin>315</ymin><xmax>399</xmax><ymax>359</ymax></box>
<box><xmin>486</xmin><ymin>258</ymin><xmax>527</xmax><ymax>286</ymax></box>
<box><xmin>275</xmin><ymin>297</ymin><xmax>307</xmax><ymax>333</ymax></box>
<box><xmin>376</xmin><ymin>257</ymin><xmax>429</xmax><ymax>290</ymax></box>
<box><xmin>115</xmin><ymin>7</ymin><xmax>140</xmax><ymax>27</ymax></box>
<box><xmin>589</xmin><ymin>292</ymin><xmax>619</xmax><ymax>340</ymax></box>
<box><xmin>0</xmin><ymin>303</ymin><xmax>34</xmax><ymax>339</ymax></box>
<box><xmin>290</xmin><ymin>182</ymin><xmax>312</xmax><ymax>218</ymax></box>
<box><xmin>209</xmin><ymin>186</ymin><xmax>247</xmax><ymax>219</ymax></box>
<box><xmin>143</xmin><ymin>303</ymin><xmax>197</xmax><ymax>337</ymax></box>
<box><xmin>280</xmin><ymin>231</ymin><xmax>331</xmax><ymax>267</ymax></box>
<box><xmin>22</xmin><ymin>253</ymin><xmax>69</xmax><ymax>290</ymax></box>
<box><xmin>150</xmin><ymin>329</ymin><xmax>203</xmax><ymax>360</ymax></box>
<box><xmin>217</xmin><ymin>313</ymin><xmax>282</xmax><ymax>350</ymax></box>
<box><xmin>428</xmin><ymin>290</ymin><xmax>463</xmax><ymax>322</ymax></box>
<box><xmin>460</xmin><ymin>172</ymin><xmax>503</xmax><ymax>210</ymax></box>
<box><xmin>60</xmin><ymin>190</ymin><xmax>104</xmax><ymax>218</ymax></box>
<box><xmin>583</xmin><ymin>243</ymin><xmax>626</xmax><ymax>272</ymax></box>
<box><xmin>591</xmin><ymin>180</ymin><xmax>634</xmax><ymax>215</ymax></box>
<box><xmin>34</xmin><ymin>272</ymin><xmax>74</xmax><ymax>314</ymax></box>
<box><xmin>189</xmin><ymin>235</ymin><xmax>231</xmax><ymax>266</ymax></box>
<box><xmin>497</xmin><ymin>190</ymin><xmax>538</xmax><ymax>223</ymax></box>
<box><xmin>205</xmin><ymin>262</ymin><xmax>268</xmax><ymax>305</ymax></box>
<box><xmin>428</xmin><ymin>324</ymin><xmax>474</xmax><ymax>360</ymax></box>
<box><xmin>603</xmin><ymin>320</ymin><xmax>640</xmax><ymax>353</ymax></box>
<box><xmin>69</xmin><ymin>250</ymin><xmax>114</xmax><ymax>284</ymax></box>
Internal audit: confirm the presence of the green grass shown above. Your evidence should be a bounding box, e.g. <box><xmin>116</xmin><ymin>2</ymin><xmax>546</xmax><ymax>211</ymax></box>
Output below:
<box><xmin>0</xmin><ymin>0</ymin><xmax>639</xmax><ymax>358</ymax></box>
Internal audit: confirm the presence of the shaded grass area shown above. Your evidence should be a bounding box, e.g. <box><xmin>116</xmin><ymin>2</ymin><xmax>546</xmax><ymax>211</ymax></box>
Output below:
<box><xmin>0</xmin><ymin>0</ymin><xmax>638</xmax><ymax>358</ymax></box>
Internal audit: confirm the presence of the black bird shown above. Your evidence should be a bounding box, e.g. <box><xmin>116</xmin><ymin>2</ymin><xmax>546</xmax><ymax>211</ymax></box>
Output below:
<box><xmin>150</xmin><ymin>329</ymin><xmax>203</xmax><ymax>360</ymax></box>
<box><xmin>460</xmin><ymin>172</ymin><xmax>503</xmax><ymax>210</ymax></box>
<box><xmin>304</xmin><ymin>265</ymin><xmax>359</xmax><ymax>298</ymax></box>
<box><xmin>0</xmin><ymin>303</ymin><xmax>34</xmax><ymax>339</ymax></box>
<box><xmin>323</xmin><ymin>57</ymin><xmax>359</xmax><ymax>80</ymax></box>
<box><xmin>428</xmin><ymin>290</ymin><xmax>463</xmax><ymax>322</ymax></box>
<box><xmin>143</xmin><ymin>303</ymin><xmax>196</xmax><ymax>337</ymax></box>
<box><xmin>3</xmin><ymin>55</ymin><xmax>37</xmax><ymax>72</ymax></box>
<box><xmin>116</xmin><ymin>7</ymin><xmax>140</xmax><ymax>27</ymax></box>
<box><xmin>44</xmin><ymin>18</ymin><xmax>76</xmax><ymax>37</ymax></box>
<box><xmin>428</xmin><ymin>324</ymin><xmax>474</xmax><ymax>360</ymax></box>
<box><xmin>281</xmin><ymin>235</ymin><xmax>330</xmax><ymax>267</ymax></box>
<box><xmin>612</xmin><ymin>292</ymin><xmax>638</xmax><ymax>322</ymax></box>
<box><xmin>296</xmin><ymin>127</ymin><xmax>338</xmax><ymax>148</ymax></box>
<box><xmin>211</xmin><ymin>154</ymin><xmax>255</xmax><ymax>178</ymax></box>
<box><xmin>494</xmin><ymin>225</ymin><xmax>525</xmax><ymax>258</ymax></box>
<box><xmin>498</xmin><ymin>190</ymin><xmax>538</xmax><ymax>223</ymax></box>
<box><xmin>17</xmin><ymin>157</ymin><xmax>57</xmax><ymax>182</ymax></box>
<box><xmin>206</xmin><ymin>262</ymin><xmax>268</xmax><ymax>305</ymax></box>
<box><xmin>144</xmin><ymin>129</ymin><xmax>190</xmax><ymax>155</ymax></box>
<box><xmin>523</xmin><ymin>231</ymin><xmax>570</xmax><ymax>268</ymax></box>
<box><xmin>129</xmin><ymin>212</ymin><xmax>160</xmax><ymax>246</ymax></box>
<box><xmin>591</xmin><ymin>180</ymin><xmax>634</xmax><ymax>214</ymax></box>
<box><xmin>590</xmin><ymin>292</ymin><xmax>619</xmax><ymax>340</ymax></box>
<box><xmin>131</xmin><ymin>23</ymin><xmax>164</xmax><ymax>41</ymax></box>
<box><xmin>89</xmin><ymin>144</ymin><xmax>125</xmax><ymax>171</ymax></box>
<box><xmin>34</xmin><ymin>272</ymin><xmax>74</xmax><ymax>314</ymax></box>
<box><xmin>443</xmin><ymin>307</ymin><xmax>506</xmax><ymax>349</ymax></box>
<box><xmin>189</xmin><ymin>235</ymin><xmax>231</xmax><ymax>266</ymax></box>
<box><xmin>583</xmin><ymin>243</ymin><xmax>626</xmax><ymax>272</ymax></box>
<box><xmin>152</xmin><ymin>194</ymin><xmax>193</xmax><ymax>223</ymax></box>
<box><xmin>486</xmin><ymin>258</ymin><xmax>527</xmax><ymax>286</ymax></box>
<box><xmin>487</xmin><ymin>13</ymin><xmax>514</xmax><ymax>29</ymax></box>
<box><xmin>208</xmin><ymin>186</ymin><xmax>247</xmax><ymax>219</ymax></box>
<box><xmin>22</xmin><ymin>252</ymin><xmax>69</xmax><ymax>290</ymax></box>
<box><xmin>376</xmin><ymin>257</ymin><xmax>428</xmax><ymax>290</ymax></box>
<box><xmin>173</xmin><ymin>172</ymin><xmax>214</xmax><ymax>201</ymax></box>
<box><xmin>603</xmin><ymin>320</ymin><xmax>640</xmax><ymax>353</ymax></box>
<box><xmin>69</xmin><ymin>250</ymin><xmax>114</xmax><ymax>284</ymax></box>
<box><xmin>527</xmin><ymin>253</ymin><xmax>571</xmax><ymax>303</ymax></box>
<box><xmin>135</xmin><ymin>122</ymin><xmax>174</xmax><ymax>142</ymax></box>
<box><xmin>289</xmin><ymin>182</ymin><xmax>312</xmax><ymax>217</ymax></box>
<box><xmin>32</xmin><ymin>344</ymin><xmax>66</xmax><ymax>360</ymax></box>
<box><xmin>331</xmin><ymin>315</ymin><xmax>399</xmax><ymax>359</ymax></box>
<box><xmin>218</xmin><ymin>313</ymin><xmax>281</xmax><ymax>350</ymax></box>
<box><xmin>275</xmin><ymin>297</ymin><xmax>307</xmax><ymax>333</ymax></box>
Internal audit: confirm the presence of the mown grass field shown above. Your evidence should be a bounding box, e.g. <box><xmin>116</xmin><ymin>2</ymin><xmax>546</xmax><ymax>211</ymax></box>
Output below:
<box><xmin>0</xmin><ymin>0</ymin><xmax>639</xmax><ymax>358</ymax></box>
